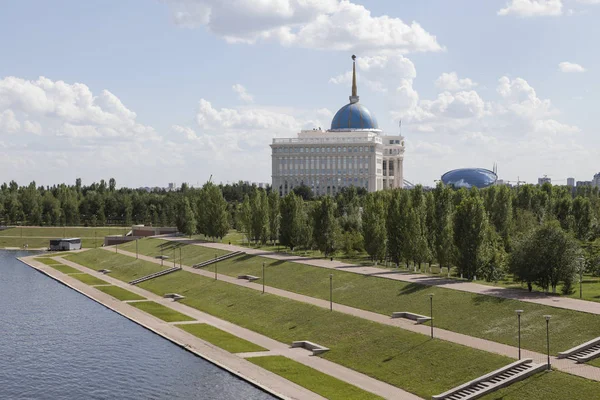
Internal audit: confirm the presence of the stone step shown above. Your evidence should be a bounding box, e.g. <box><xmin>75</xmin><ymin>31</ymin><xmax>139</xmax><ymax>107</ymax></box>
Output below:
<box><xmin>193</xmin><ymin>251</ymin><xmax>245</xmax><ymax>268</ymax></box>
<box><xmin>433</xmin><ymin>359</ymin><xmax>545</xmax><ymax>400</ymax></box>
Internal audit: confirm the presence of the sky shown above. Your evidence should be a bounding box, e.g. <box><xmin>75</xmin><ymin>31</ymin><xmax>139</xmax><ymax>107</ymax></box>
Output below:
<box><xmin>0</xmin><ymin>0</ymin><xmax>599</xmax><ymax>188</ymax></box>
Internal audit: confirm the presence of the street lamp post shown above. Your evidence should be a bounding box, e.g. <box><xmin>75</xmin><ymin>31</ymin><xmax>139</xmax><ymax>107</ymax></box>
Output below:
<box><xmin>214</xmin><ymin>253</ymin><xmax>218</xmax><ymax>280</ymax></box>
<box><xmin>179</xmin><ymin>247</ymin><xmax>182</xmax><ymax>268</ymax></box>
<box><xmin>544</xmin><ymin>315</ymin><xmax>552</xmax><ymax>370</ymax></box>
<box><xmin>579</xmin><ymin>256</ymin><xmax>585</xmax><ymax>299</ymax></box>
<box><xmin>516</xmin><ymin>310</ymin><xmax>523</xmax><ymax>359</ymax></box>
<box><xmin>330</xmin><ymin>274</ymin><xmax>333</xmax><ymax>311</ymax></box>
<box><xmin>94</xmin><ymin>231</ymin><xmax>97</xmax><ymax>248</ymax></box>
<box><xmin>262</xmin><ymin>262</ymin><xmax>265</xmax><ymax>294</ymax></box>
<box><xmin>429</xmin><ymin>294</ymin><xmax>434</xmax><ymax>338</ymax></box>
<box><xmin>173</xmin><ymin>248</ymin><xmax>176</xmax><ymax>267</ymax></box>
<box><xmin>136</xmin><ymin>239</ymin><xmax>138</xmax><ymax>259</ymax></box>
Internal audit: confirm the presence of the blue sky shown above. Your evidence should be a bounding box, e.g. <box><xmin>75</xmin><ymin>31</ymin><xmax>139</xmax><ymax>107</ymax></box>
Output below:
<box><xmin>1</xmin><ymin>0</ymin><xmax>598</xmax><ymax>187</ymax></box>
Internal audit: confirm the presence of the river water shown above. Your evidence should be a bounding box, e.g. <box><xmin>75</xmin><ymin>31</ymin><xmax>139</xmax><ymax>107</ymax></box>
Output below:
<box><xmin>0</xmin><ymin>250</ymin><xmax>275</xmax><ymax>400</ymax></box>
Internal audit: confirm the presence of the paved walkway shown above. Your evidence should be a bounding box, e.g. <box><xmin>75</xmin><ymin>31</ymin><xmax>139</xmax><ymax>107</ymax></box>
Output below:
<box><xmin>44</xmin><ymin>253</ymin><xmax>421</xmax><ymax>400</ymax></box>
<box><xmin>168</xmin><ymin>238</ymin><xmax>600</xmax><ymax>316</ymax></box>
<box><xmin>106</xmin><ymin>246</ymin><xmax>600</xmax><ymax>382</ymax></box>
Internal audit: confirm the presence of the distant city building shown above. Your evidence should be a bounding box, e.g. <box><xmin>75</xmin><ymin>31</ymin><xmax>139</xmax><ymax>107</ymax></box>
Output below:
<box><xmin>167</xmin><ymin>182</ymin><xmax>175</xmax><ymax>191</ymax></box>
<box><xmin>576</xmin><ymin>181</ymin><xmax>592</xmax><ymax>187</ymax></box>
<box><xmin>271</xmin><ymin>56</ymin><xmax>405</xmax><ymax>196</ymax></box>
<box><xmin>567</xmin><ymin>177</ymin><xmax>575</xmax><ymax>187</ymax></box>
<box><xmin>538</xmin><ymin>176</ymin><xmax>551</xmax><ymax>185</ymax></box>
<box><xmin>441</xmin><ymin>168</ymin><xmax>497</xmax><ymax>189</ymax></box>
<box><xmin>593</xmin><ymin>173</ymin><xmax>600</xmax><ymax>188</ymax></box>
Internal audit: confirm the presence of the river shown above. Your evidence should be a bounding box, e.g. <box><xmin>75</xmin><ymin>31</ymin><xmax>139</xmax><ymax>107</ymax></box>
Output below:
<box><xmin>0</xmin><ymin>250</ymin><xmax>275</xmax><ymax>400</ymax></box>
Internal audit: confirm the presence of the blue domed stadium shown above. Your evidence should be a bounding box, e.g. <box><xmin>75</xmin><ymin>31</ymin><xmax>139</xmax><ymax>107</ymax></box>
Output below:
<box><xmin>441</xmin><ymin>168</ymin><xmax>497</xmax><ymax>189</ymax></box>
<box><xmin>330</xmin><ymin>102</ymin><xmax>379</xmax><ymax>131</ymax></box>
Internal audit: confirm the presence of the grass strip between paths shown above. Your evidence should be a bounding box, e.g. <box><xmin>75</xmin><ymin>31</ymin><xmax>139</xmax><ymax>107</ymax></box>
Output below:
<box><xmin>48</xmin><ymin>264</ymin><xmax>82</xmax><ymax>274</ymax></box>
<box><xmin>68</xmin><ymin>273</ymin><xmax>109</xmax><ymax>286</ymax></box>
<box><xmin>130</xmin><ymin>301</ymin><xmax>195</xmax><ymax>322</ymax></box>
<box><xmin>67</xmin><ymin>249</ymin><xmax>600</xmax><ymax>399</ymax></box>
<box><xmin>178</xmin><ymin>323</ymin><xmax>266</xmax><ymax>353</ymax></box>
<box><xmin>119</xmin><ymin>238</ymin><xmax>229</xmax><ymax>265</ymax></box>
<box><xmin>248</xmin><ymin>356</ymin><xmax>384</xmax><ymax>400</ymax></box>
<box><xmin>66</xmin><ymin>249</ymin><xmax>511</xmax><ymax>398</ymax></box>
<box><xmin>478</xmin><ymin>370</ymin><xmax>600</xmax><ymax>400</ymax></box>
<box><xmin>129</xmin><ymin>239</ymin><xmax>600</xmax><ymax>355</ymax></box>
<box><xmin>94</xmin><ymin>285</ymin><xmax>146</xmax><ymax>301</ymax></box>
<box><xmin>65</xmin><ymin>251</ymin><xmax>165</xmax><ymax>282</ymax></box>
<box><xmin>34</xmin><ymin>257</ymin><xmax>63</xmax><ymax>266</ymax></box>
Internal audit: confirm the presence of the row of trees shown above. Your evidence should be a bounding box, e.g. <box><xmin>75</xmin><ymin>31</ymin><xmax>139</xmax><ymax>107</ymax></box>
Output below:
<box><xmin>2</xmin><ymin>178</ymin><xmax>600</xmax><ymax>293</ymax></box>
<box><xmin>229</xmin><ymin>183</ymin><xmax>600</xmax><ymax>294</ymax></box>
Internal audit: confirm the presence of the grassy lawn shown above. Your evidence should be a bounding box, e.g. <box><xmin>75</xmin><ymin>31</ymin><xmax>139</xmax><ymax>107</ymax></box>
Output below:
<box><xmin>479</xmin><ymin>370</ymin><xmax>599</xmax><ymax>400</ymax></box>
<box><xmin>34</xmin><ymin>257</ymin><xmax>62</xmax><ymax>266</ymax></box>
<box><xmin>70</xmin><ymin>250</ymin><xmax>597</xmax><ymax>399</ymax></box>
<box><xmin>68</xmin><ymin>273</ymin><xmax>109</xmax><ymax>286</ymax></box>
<box><xmin>48</xmin><ymin>264</ymin><xmax>82</xmax><ymax>274</ymax></box>
<box><xmin>248</xmin><ymin>356</ymin><xmax>383</xmax><ymax>400</ymax></box>
<box><xmin>178</xmin><ymin>323</ymin><xmax>266</xmax><ymax>353</ymax></box>
<box><xmin>66</xmin><ymin>250</ymin><xmax>166</xmax><ymax>282</ymax></box>
<box><xmin>126</xmin><ymin>240</ymin><xmax>600</xmax><ymax>355</ymax></box>
<box><xmin>136</xmin><ymin>270</ymin><xmax>511</xmax><ymax>399</ymax></box>
<box><xmin>36</xmin><ymin>252</ymin><xmax>77</xmax><ymax>258</ymax></box>
<box><xmin>94</xmin><ymin>285</ymin><xmax>146</xmax><ymax>301</ymax></box>
<box><xmin>0</xmin><ymin>226</ymin><xmax>130</xmax><ymax>238</ymax></box>
<box><xmin>588</xmin><ymin>357</ymin><xmax>600</xmax><ymax>368</ymax></box>
<box><xmin>130</xmin><ymin>301</ymin><xmax>195</xmax><ymax>322</ymax></box>
<box><xmin>118</xmin><ymin>238</ymin><xmax>230</xmax><ymax>266</ymax></box>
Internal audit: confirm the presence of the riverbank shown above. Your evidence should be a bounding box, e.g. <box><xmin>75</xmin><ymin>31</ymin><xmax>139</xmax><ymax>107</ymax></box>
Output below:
<box><xmin>19</xmin><ymin>256</ymin><xmax>322</xmax><ymax>400</ymax></box>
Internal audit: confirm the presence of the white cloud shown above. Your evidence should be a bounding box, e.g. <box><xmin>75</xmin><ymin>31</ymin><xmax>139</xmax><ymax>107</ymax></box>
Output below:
<box><xmin>164</xmin><ymin>0</ymin><xmax>443</xmax><ymax>53</ymax></box>
<box><xmin>576</xmin><ymin>0</ymin><xmax>600</xmax><ymax>4</ymax></box>
<box><xmin>498</xmin><ymin>0</ymin><xmax>563</xmax><ymax>17</ymax></box>
<box><xmin>0</xmin><ymin>109</ymin><xmax>20</xmax><ymax>133</ymax></box>
<box><xmin>232</xmin><ymin>83</ymin><xmax>254</xmax><ymax>103</ymax></box>
<box><xmin>435</xmin><ymin>72</ymin><xmax>477</xmax><ymax>91</ymax></box>
<box><xmin>558</xmin><ymin>61</ymin><xmax>586</xmax><ymax>72</ymax></box>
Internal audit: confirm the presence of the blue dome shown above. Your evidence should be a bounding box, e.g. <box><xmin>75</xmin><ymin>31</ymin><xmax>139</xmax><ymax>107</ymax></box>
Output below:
<box><xmin>330</xmin><ymin>102</ymin><xmax>379</xmax><ymax>131</ymax></box>
<box><xmin>441</xmin><ymin>168</ymin><xmax>497</xmax><ymax>189</ymax></box>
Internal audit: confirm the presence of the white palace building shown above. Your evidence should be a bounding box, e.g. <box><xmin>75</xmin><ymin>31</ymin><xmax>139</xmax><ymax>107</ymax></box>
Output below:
<box><xmin>271</xmin><ymin>56</ymin><xmax>406</xmax><ymax>196</ymax></box>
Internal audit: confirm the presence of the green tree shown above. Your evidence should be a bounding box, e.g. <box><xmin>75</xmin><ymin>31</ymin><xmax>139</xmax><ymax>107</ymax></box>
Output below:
<box><xmin>239</xmin><ymin>194</ymin><xmax>253</xmax><ymax>242</ymax></box>
<box><xmin>267</xmin><ymin>191</ymin><xmax>281</xmax><ymax>245</ymax></box>
<box><xmin>204</xmin><ymin>183</ymin><xmax>230</xmax><ymax>239</ymax></box>
<box><xmin>279</xmin><ymin>192</ymin><xmax>304</xmax><ymax>251</ymax></box>
<box><xmin>250</xmin><ymin>190</ymin><xmax>270</xmax><ymax>244</ymax></box>
<box><xmin>489</xmin><ymin>185</ymin><xmax>513</xmax><ymax>249</ymax></box>
<box><xmin>410</xmin><ymin>185</ymin><xmax>431</xmax><ymax>271</ymax></box>
<box><xmin>453</xmin><ymin>191</ymin><xmax>488</xmax><ymax>280</ymax></box>
<box><xmin>573</xmin><ymin>196</ymin><xmax>593</xmax><ymax>241</ymax></box>
<box><xmin>313</xmin><ymin>196</ymin><xmax>339</xmax><ymax>256</ymax></box>
<box><xmin>176</xmin><ymin>197</ymin><xmax>197</xmax><ymax>236</ymax></box>
<box><xmin>387</xmin><ymin>190</ymin><xmax>411</xmax><ymax>267</ymax></box>
<box><xmin>362</xmin><ymin>193</ymin><xmax>387</xmax><ymax>263</ymax></box>
<box><xmin>510</xmin><ymin>222</ymin><xmax>581</xmax><ymax>293</ymax></box>
<box><xmin>433</xmin><ymin>182</ymin><xmax>454</xmax><ymax>275</ymax></box>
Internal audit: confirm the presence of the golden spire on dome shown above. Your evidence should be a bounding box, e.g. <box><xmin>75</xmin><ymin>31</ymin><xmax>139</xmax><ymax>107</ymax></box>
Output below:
<box><xmin>350</xmin><ymin>54</ymin><xmax>359</xmax><ymax>104</ymax></box>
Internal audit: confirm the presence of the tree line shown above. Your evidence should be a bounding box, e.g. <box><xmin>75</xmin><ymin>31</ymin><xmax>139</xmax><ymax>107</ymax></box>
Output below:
<box><xmin>2</xmin><ymin>178</ymin><xmax>600</xmax><ymax>293</ymax></box>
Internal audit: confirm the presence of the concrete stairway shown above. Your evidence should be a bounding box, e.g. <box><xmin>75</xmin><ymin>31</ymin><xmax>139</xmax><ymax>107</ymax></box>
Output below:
<box><xmin>432</xmin><ymin>359</ymin><xmax>546</xmax><ymax>400</ymax></box>
<box><xmin>192</xmin><ymin>251</ymin><xmax>245</xmax><ymax>268</ymax></box>
<box><xmin>558</xmin><ymin>337</ymin><xmax>600</xmax><ymax>363</ymax></box>
<box><xmin>129</xmin><ymin>267</ymin><xmax>181</xmax><ymax>285</ymax></box>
